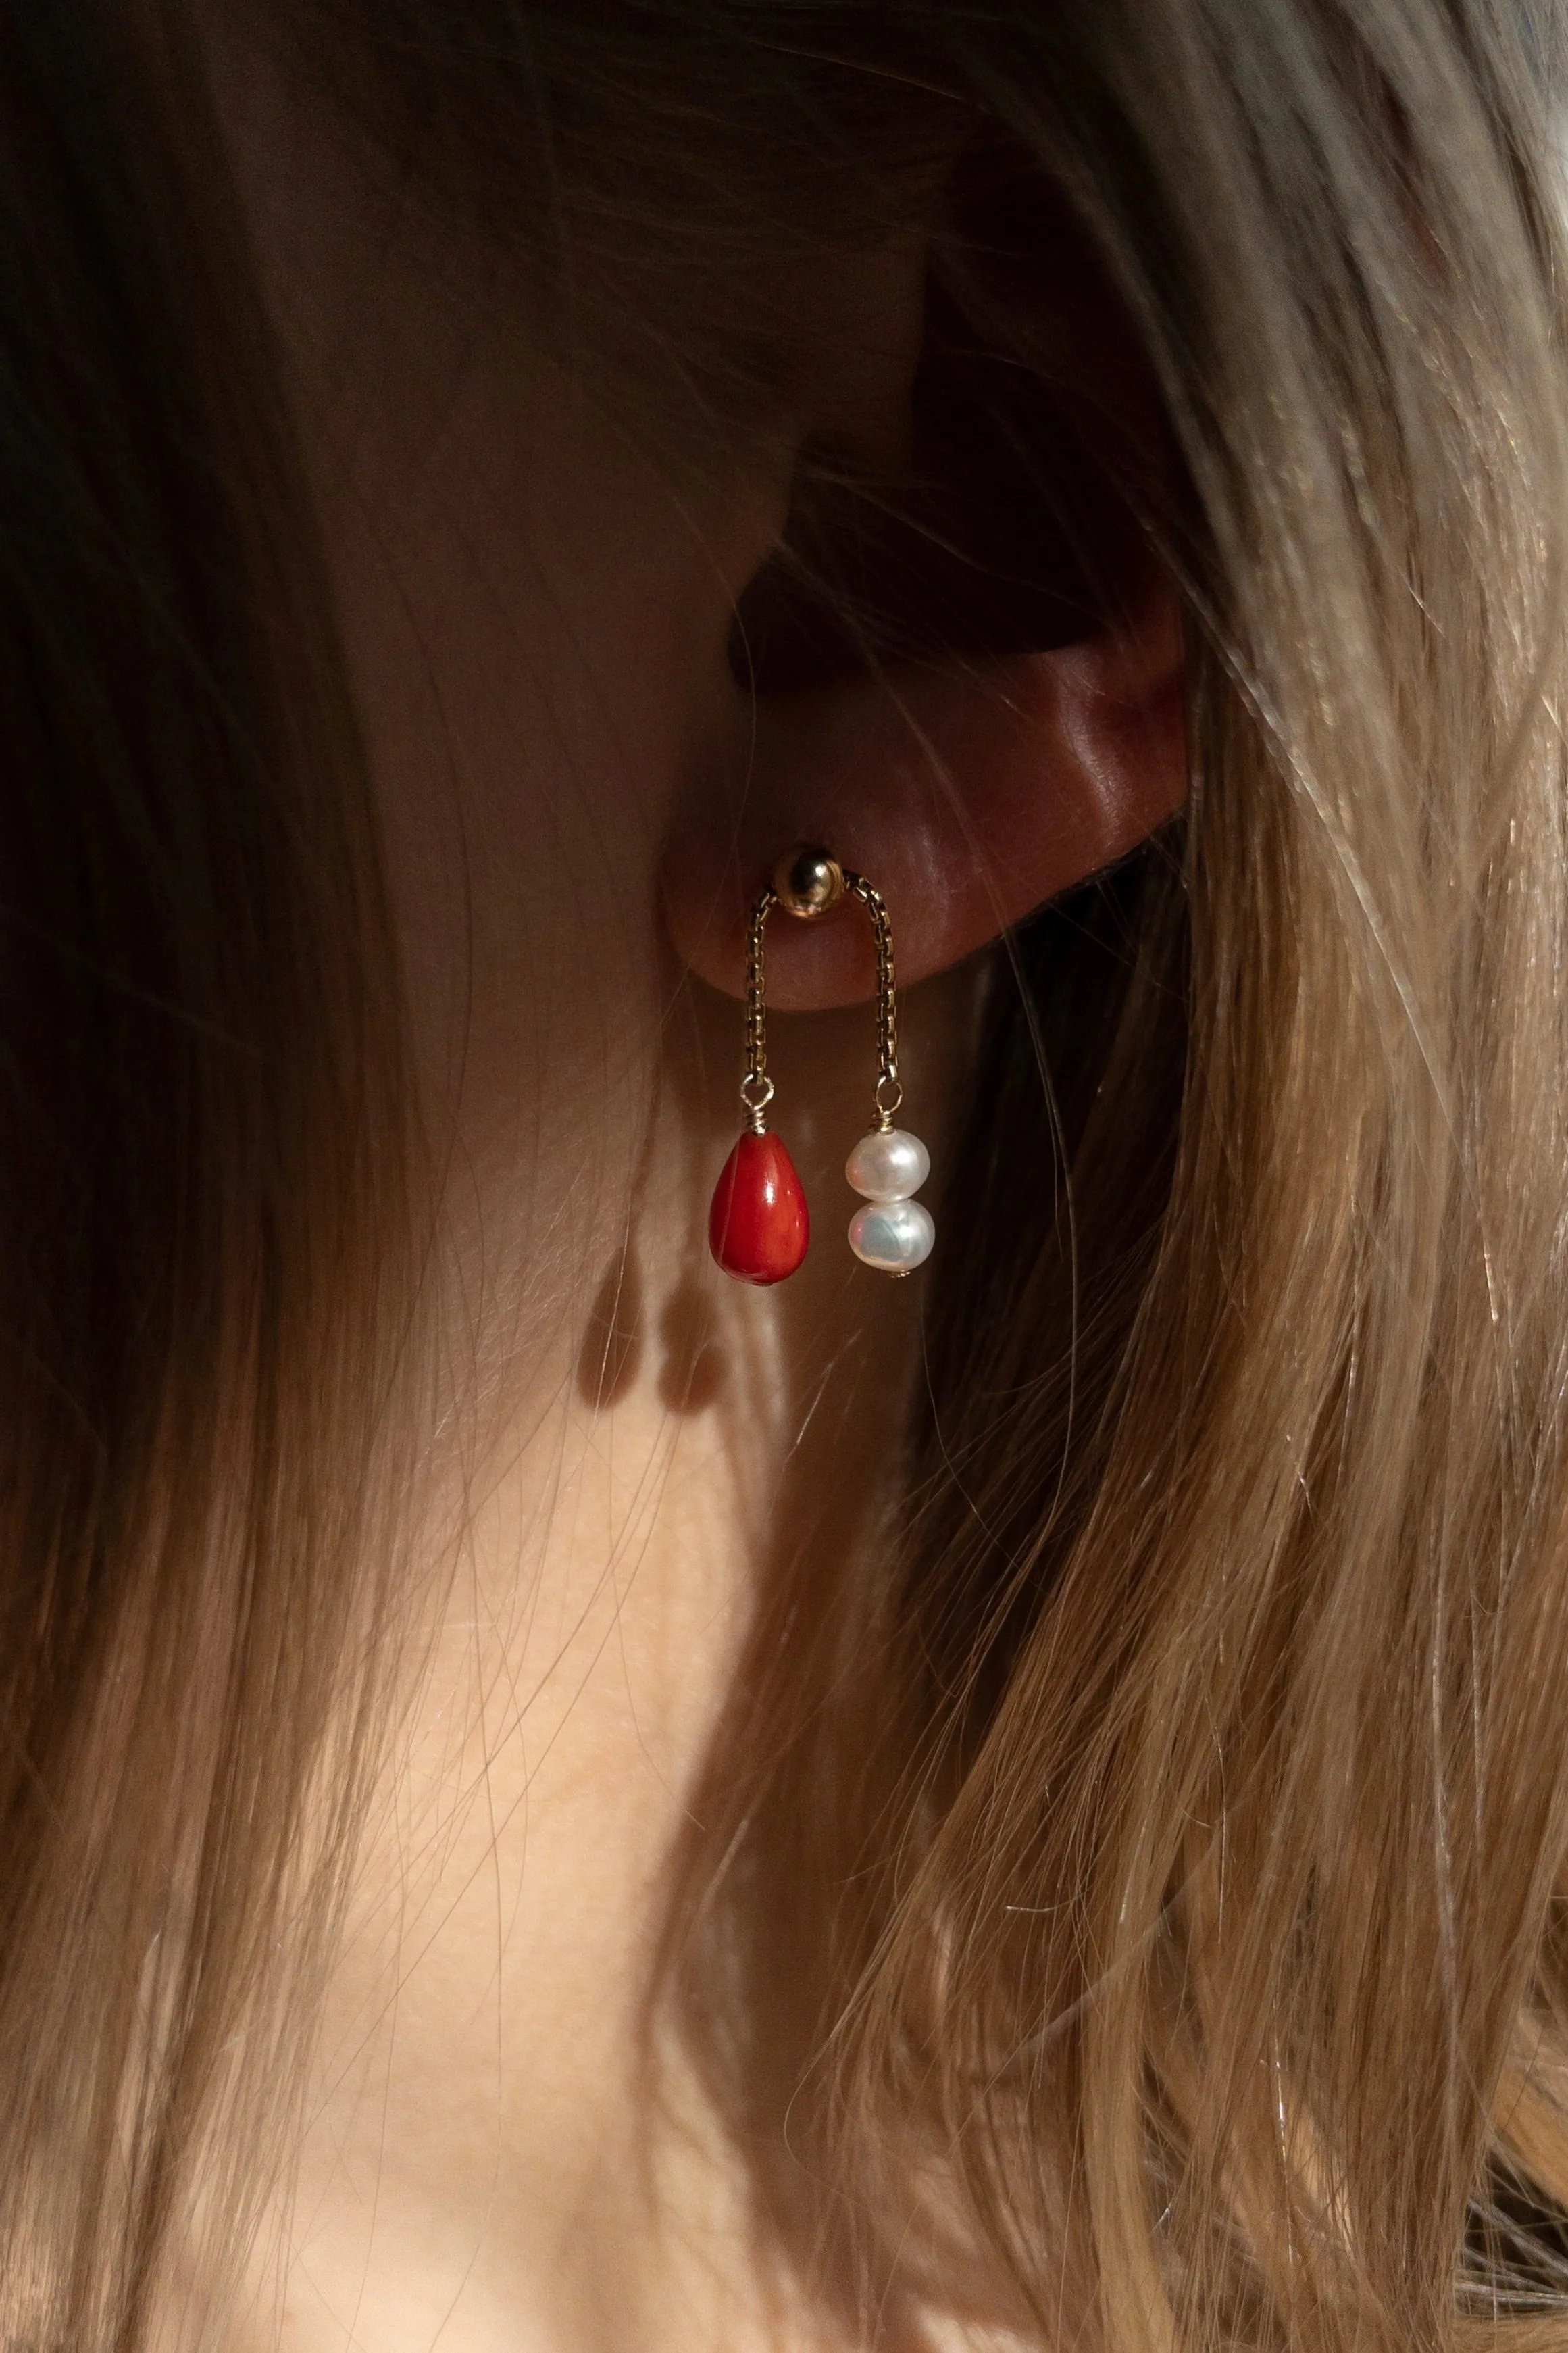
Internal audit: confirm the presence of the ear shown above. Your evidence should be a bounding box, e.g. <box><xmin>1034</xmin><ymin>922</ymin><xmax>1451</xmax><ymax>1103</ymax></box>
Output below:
<box><xmin>661</xmin><ymin>147</ymin><xmax>1188</xmax><ymax>1008</ymax></box>
<box><xmin>665</xmin><ymin>560</ymin><xmax>1184</xmax><ymax>1009</ymax></box>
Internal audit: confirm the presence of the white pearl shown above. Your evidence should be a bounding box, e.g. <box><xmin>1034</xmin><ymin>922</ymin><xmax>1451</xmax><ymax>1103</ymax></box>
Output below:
<box><xmin>844</xmin><ymin>1127</ymin><xmax>930</xmax><ymax>1202</ymax></box>
<box><xmin>849</xmin><ymin>1198</ymin><xmax>935</xmax><ymax>1274</ymax></box>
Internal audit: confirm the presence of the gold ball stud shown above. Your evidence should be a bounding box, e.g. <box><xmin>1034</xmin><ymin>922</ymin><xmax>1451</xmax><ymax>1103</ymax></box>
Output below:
<box><xmin>773</xmin><ymin>844</ymin><xmax>846</xmax><ymax>920</ymax></box>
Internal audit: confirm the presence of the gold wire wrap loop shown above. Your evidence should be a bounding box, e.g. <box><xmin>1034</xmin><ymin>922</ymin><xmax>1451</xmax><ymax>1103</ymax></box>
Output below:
<box><xmin>740</xmin><ymin>853</ymin><xmax>901</xmax><ymax>1135</ymax></box>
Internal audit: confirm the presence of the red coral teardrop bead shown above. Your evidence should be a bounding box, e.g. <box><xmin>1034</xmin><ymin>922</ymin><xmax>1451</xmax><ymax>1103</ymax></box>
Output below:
<box><xmin>709</xmin><ymin>1131</ymin><xmax>809</xmax><ymax>1285</ymax></box>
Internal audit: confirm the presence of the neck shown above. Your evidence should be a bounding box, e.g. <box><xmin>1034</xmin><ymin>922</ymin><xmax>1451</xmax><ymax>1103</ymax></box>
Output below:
<box><xmin>236</xmin><ymin>964</ymin><xmax>979</xmax><ymax>2353</ymax></box>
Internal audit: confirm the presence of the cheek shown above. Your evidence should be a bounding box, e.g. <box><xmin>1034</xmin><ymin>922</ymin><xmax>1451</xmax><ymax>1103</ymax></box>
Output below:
<box><xmin>330</xmin><ymin>430</ymin><xmax>749</xmax><ymax>1316</ymax></box>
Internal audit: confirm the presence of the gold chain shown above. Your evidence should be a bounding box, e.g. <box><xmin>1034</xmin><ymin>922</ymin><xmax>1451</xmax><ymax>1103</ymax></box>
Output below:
<box><xmin>739</xmin><ymin>870</ymin><xmax>901</xmax><ymax>1133</ymax></box>
<box><xmin>740</xmin><ymin>888</ymin><xmax>776</xmax><ymax>1131</ymax></box>
<box><xmin>844</xmin><ymin>870</ymin><xmax>902</xmax><ymax>1129</ymax></box>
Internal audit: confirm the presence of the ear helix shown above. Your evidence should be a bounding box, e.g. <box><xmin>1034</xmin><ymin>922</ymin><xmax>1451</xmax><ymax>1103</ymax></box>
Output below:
<box><xmin>707</xmin><ymin>845</ymin><xmax>935</xmax><ymax>1285</ymax></box>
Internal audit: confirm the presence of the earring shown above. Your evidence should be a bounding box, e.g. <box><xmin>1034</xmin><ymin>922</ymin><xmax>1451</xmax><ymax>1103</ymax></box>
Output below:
<box><xmin>708</xmin><ymin>845</ymin><xmax>935</xmax><ymax>1285</ymax></box>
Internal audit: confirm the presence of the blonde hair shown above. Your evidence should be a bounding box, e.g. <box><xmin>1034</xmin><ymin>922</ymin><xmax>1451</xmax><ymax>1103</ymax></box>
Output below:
<box><xmin>0</xmin><ymin>5</ymin><xmax>416</xmax><ymax>2339</ymax></box>
<box><xmin>4</xmin><ymin>0</ymin><xmax>1568</xmax><ymax>2346</ymax></box>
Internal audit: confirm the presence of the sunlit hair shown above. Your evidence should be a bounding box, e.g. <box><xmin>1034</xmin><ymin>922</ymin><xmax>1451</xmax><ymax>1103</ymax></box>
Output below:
<box><xmin>3</xmin><ymin>0</ymin><xmax>1567</xmax><ymax>2346</ymax></box>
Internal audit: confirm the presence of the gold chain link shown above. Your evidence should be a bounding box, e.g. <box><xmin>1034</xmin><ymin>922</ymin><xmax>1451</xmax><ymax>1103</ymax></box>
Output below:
<box><xmin>740</xmin><ymin>888</ymin><xmax>776</xmax><ymax>1131</ymax></box>
<box><xmin>844</xmin><ymin>871</ymin><xmax>901</xmax><ymax>1129</ymax></box>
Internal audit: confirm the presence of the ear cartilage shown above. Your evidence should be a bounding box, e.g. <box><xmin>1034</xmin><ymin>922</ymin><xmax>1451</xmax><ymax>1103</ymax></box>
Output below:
<box><xmin>707</xmin><ymin>844</ymin><xmax>934</xmax><ymax>1284</ymax></box>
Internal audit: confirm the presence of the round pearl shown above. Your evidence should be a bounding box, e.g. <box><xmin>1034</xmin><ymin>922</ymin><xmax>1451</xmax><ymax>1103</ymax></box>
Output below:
<box><xmin>844</xmin><ymin>1128</ymin><xmax>930</xmax><ymax>1202</ymax></box>
<box><xmin>849</xmin><ymin>1199</ymin><xmax>935</xmax><ymax>1274</ymax></box>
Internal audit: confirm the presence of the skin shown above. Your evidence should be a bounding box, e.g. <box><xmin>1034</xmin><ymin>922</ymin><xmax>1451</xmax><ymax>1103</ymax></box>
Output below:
<box><xmin>203</xmin><ymin>22</ymin><xmax>1186</xmax><ymax>2352</ymax></box>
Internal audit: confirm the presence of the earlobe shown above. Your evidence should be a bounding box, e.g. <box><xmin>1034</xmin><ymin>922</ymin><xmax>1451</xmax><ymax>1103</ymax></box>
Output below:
<box><xmin>663</xmin><ymin>549</ymin><xmax>1186</xmax><ymax>1010</ymax></box>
